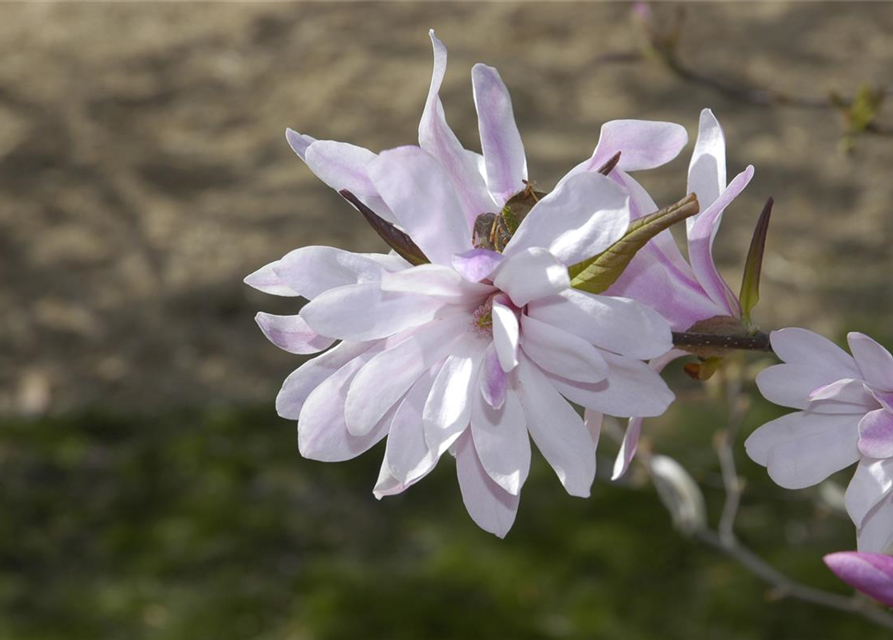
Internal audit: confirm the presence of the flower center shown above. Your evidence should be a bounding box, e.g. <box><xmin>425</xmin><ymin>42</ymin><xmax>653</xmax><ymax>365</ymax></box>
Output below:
<box><xmin>472</xmin><ymin>296</ymin><xmax>495</xmax><ymax>337</ymax></box>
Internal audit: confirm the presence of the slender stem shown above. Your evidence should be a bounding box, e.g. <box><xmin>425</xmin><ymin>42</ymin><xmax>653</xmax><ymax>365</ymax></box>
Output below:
<box><xmin>695</xmin><ymin>530</ymin><xmax>893</xmax><ymax>631</ymax></box>
<box><xmin>671</xmin><ymin>331</ymin><xmax>773</xmax><ymax>353</ymax></box>
<box><xmin>716</xmin><ymin>367</ymin><xmax>748</xmax><ymax>544</ymax></box>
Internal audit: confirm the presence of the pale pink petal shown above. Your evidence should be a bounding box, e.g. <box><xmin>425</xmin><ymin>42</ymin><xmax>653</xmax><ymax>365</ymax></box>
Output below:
<box><xmin>381</xmin><ymin>263</ymin><xmax>494</xmax><ymax>303</ymax></box>
<box><xmin>614</xmin><ymin>170</ymin><xmax>696</xmax><ymax>281</ymax></box>
<box><xmin>560</xmin><ymin>120</ymin><xmax>689</xmax><ymax>179</ymax></box>
<box><xmin>419</xmin><ymin>31</ymin><xmax>495</xmax><ymax>227</ymax></box>
<box><xmin>492</xmin><ymin>294</ymin><xmax>520</xmax><ymax>372</ymax></box>
<box><xmin>528</xmin><ymin>289</ymin><xmax>672</xmax><ymax>360</ymax></box>
<box><xmin>515</xmin><ymin>355</ymin><xmax>596</xmax><ymax>497</ymax></box>
<box><xmin>471</xmin><ymin>386</ymin><xmax>530</xmax><ymax>495</ymax></box>
<box><xmin>686</xmin><ymin>108</ymin><xmax>727</xmax><ymax>231</ymax></box>
<box><xmin>584</xmin><ymin>409</ymin><xmax>603</xmax><ymax>449</ymax></box>
<box><xmin>858</xmin><ymin>497</ymin><xmax>893</xmax><ymax>554</ymax></box>
<box><xmin>285</xmin><ymin>128</ymin><xmax>315</xmax><ymax>161</ymax></box>
<box><xmin>771</xmin><ymin>328</ymin><xmax>860</xmax><ymax>375</ymax></box>
<box><xmin>368</xmin><ymin>146</ymin><xmax>472</xmax><ymax>265</ymax></box>
<box><xmin>846</xmin><ymin>459</ymin><xmax>893</xmax><ymax>528</ymax></box>
<box><xmin>744</xmin><ymin>411</ymin><xmax>861</xmax><ymax>489</ymax></box>
<box><xmin>472</xmin><ymin>63</ymin><xmax>527</xmax><ymax>204</ymax></box>
<box><xmin>492</xmin><ymin>247</ymin><xmax>570</xmax><ymax>308</ymax></box>
<box><xmin>345</xmin><ymin>314</ymin><xmax>469</xmax><ymax>436</ymax></box>
<box><xmin>546</xmin><ymin>351</ymin><xmax>675</xmax><ymax>418</ymax></box>
<box><xmin>519</xmin><ymin>315</ymin><xmax>608</xmax><ymax>384</ymax></box>
<box><xmin>305</xmin><ymin>140</ymin><xmax>378</xmax><ymax>197</ymax></box>
<box><xmin>614</xmin><ymin>418</ymin><xmax>644</xmax><ymax>481</ymax></box>
<box><xmin>372</xmin><ymin>459</ymin><xmax>403</xmax><ymax>499</ymax></box>
<box><xmin>298</xmin><ymin>347</ymin><xmax>392</xmax><ymax>462</ymax></box>
<box><xmin>300</xmin><ymin>282</ymin><xmax>450</xmax><ymax>341</ymax></box>
<box><xmin>757</xmin><ymin>365</ymin><xmax>868</xmax><ymax>412</ymax></box>
<box><xmin>687</xmin><ymin>165</ymin><xmax>754</xmax><ymax>316</ymax></box>
<box><xmin>423</xmin><ymin>335</ymin><xmax>486</xmax><ymax>456</ymax></box>
<box><xmin>480</xmin><ymin>341</ymin><xmax>507</xmax><ymax>409</ymax></box>
<box><xmin>305</xmin><ymin>141</ymin><xmax>397</xmax><ymax>224</ymax></box>
<box><xmin>244</xmin><ymin>260</ymin><xmax>299</xmax><ymax>297</ymax></box>
<box><xmin>274</xmin><ymin>246</ymin><xmax>394</xmax><ymax>300</ymax></box>
<box><xmin>610</xmin><ymin>349</ymin><xmax>684</xmax><ymax>479</ymax></box>
<box><xmin>824</xmin><ymin>551</ymin><xmax>893</xmax><ymax>607</ymax></box>
<box><xmin>255</xmin><ymin>312</ymin><xmax>336</xmax><ymax>355</ymax></box>
<box><xmin>870</xmin><ymin>387</ymin><xmax>893</xmax><ymax>413</ymax></box>
<box><xmin>385</xmin><ymin>363</ymin><xmax>444</xmax><ymax>485</ymax></box>
<box><xmin>849</xmin><ymin>332</ymin><xmax>893</xmax><ymax>390</ymax></box>
<box><xmin>810</xmin><ymin>378</ymin><xmax>873</xmax><ymax>403</ymax></box>
<box><xmin>276</xmin><ymin>341</ymin><xmax>374</xmax><ymax>420</ymax></box>
<box><xmin>859</xmin><ymin>409</ymin><xmax>893</xmax><ymax>459</ymax></box>
<box><xmin>504</xmin><ymin>172</ymin><xmax>629</xmax><ymax>265</ymax></box>
<box><xmin>455</xmin><ymin>431</ymin><xmax>519</xmax><ymax>538</ymax></box>
<box><xmin>452</xmin><ymin>248</ymin><xmax>504</xmax><ymax>283</ymax></box>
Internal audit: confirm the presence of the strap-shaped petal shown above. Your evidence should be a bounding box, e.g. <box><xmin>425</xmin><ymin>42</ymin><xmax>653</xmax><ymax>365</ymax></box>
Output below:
<box><xmin>472</xmin><ymin>63</ymin><xmax>527</xmax><ymax>205</ymax></box>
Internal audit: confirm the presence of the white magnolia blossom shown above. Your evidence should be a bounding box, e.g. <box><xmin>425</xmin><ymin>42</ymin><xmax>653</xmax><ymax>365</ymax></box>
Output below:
<box><xmin>746</xmin><ymin>328</ymin><xmax>893</xmax><ymax>553</ymax></box>
<box><xmin>247</xmin><ymin>31</ymin><xmax>685</xmax><ymax>536</ymax></box>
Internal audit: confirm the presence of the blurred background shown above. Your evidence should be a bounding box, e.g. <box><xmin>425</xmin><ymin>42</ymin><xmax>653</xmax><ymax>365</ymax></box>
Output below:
<box><xmin>1</xmin><ymin>2</ymin><xmax>892</xmax><ymax>639</ymax></box>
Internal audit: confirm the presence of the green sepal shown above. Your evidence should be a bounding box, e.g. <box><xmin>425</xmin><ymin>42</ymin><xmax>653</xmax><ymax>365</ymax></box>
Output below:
<box><xmin>738</xmin><ymin>197</ymin><xmax>773</xmax><ymax>328</ymax></box>
<box><xmin>569</xmin><ymin>193</ymin><xmax>700</xmax><ymax>294</ymax></box>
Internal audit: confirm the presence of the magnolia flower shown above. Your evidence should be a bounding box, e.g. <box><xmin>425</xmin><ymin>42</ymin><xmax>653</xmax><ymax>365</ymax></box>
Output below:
<box><xmin>746</xmin><ymin>328</ymin><xmax>893</xmax><ymax>552</ymax></box>
<box><xmin>825</xmin><ymin>551</ymin><xmax>893</xmax><ymax>607</ymax></box>
<box><xmin>247</xmin><ymin>30</ymin><xmax>684</xmax><ymax>536</ymax></box>
<box><xmin>606</xmin><ymin>108</ymin><xmax>756</xmax><ymax>479</ymax></box>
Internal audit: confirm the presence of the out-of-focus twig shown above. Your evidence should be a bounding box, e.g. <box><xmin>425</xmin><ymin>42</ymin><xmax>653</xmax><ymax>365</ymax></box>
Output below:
<box><xmin>620</xmin><ymin>4</ymin><xmax>892</xmax><ymax>149</ymax></box>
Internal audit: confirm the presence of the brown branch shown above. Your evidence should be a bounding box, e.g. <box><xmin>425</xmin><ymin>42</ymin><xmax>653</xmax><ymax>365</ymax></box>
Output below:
<box><xmin>671</xmin><ymin>331</ymin><xmax>773</xmax><ymax>353</ymax></box>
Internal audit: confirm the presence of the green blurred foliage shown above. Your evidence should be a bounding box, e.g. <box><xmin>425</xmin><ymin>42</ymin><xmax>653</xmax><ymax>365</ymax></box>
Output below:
<box><xmin>0</xmin><ymin>373</ymin><xmax>888</xmax><ymax>640</ymax></box>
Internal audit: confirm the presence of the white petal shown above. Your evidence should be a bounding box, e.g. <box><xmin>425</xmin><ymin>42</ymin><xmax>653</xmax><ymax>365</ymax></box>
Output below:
<box><xmin>744</xmin><ymin>411</ymin><xmax>861</xmax><ymax>489</ymax></box>
<box><xmin>757</xmin><ymin>364</ymin><xmax>869</xmax><ymax>413</ymax></box>
<box><xmin>255</xmin><ymin>312</ymin><xmax>336</xmax><ymax>355</ymax></box>
<box><xmin>244</xmin><ymin>260</ymin><xmax>299</xmax><ymax>297</ymax></box>
<box><xmin>276</xmin><ymin>341</ymin><xmax>374</xmax><ymax>420</ymax></box>
<box><xmin>771</xmin><ymin>328</ymin><xmax>860</xmax><ymax>376</ymax></box>
<box><xmin>527</xmin><ymin>289</ymin><xmax>672</xmax><ymax>360</ymax></box>
<box><xmin>492</xmin><ymin>294</ymin><xmax>519</xmax><ymax>372</ymax></box>
<box><xmin>385</xmin><ymin>363</ymin><xmax>444</xmax><ymax>485</ymax></box>
<box><xmin>419</xmin><ymin>31</ymin><xmax>495</xmax><ymax>227</ymax></box>
<box><xmin>273</xmin><ymin>246</ymin><xmax>394</xmax><ymax>300</ymax></box>
<box><xmin>301</xmin><ymin>282</ymin><xmax>450</xmax><ymax>341</ymax></box>
<box><xmin>423</xmin><ymin>334</ymin><xmax>485</xmax><ymax>456</ymax></box>
<box><xmin>520</xmin><ymin>315</ymin><xmax>608</xmax><ymax>383</ymax></box>
<box><xmin>515</xmin><ymin>354</ymin><xmax>596</xmax><ymax>497</ymax></box>
<box><xmin>286</xmin><ymin>128</ymin><xmax>315</xmax><ymax>161</ymax></box>
<box><xmin>560</xmin><ymin>120</ymin><xmax>689</xmax><ymax>178</ymax></box>
<box><xmin>381</xmin><ymin>263</ymin><xmax>494</xmax><ymax>303</ymax></box>
<box><xmin>297</xmin><ymin>346</ymin><xmax>391</xmax><ymax>462</ymax></box>
<box><xmin>846</xmin><ymin>459</ymin><xmax>893</xmax><ymax>528</ymax></box>
<box><xmin>368</xmin><ymin>146</ymin><xmax>472</xmax><ymax>265</ymax></box>
<box><xmin>858</xmin><ymin>495</ymin><xmax>893</xmax><ymax>554</ymax></box>
<box><xmin>471</xmin><ymin>386</ymin><xmax>530</xmax><ymax>495</ymax></box>
<box><xmin>504</xmin><ymin>172</ymin><xmax>629</xmax><ymax>265</ymax></box>
<box><xmin>472</xmin><ymin>63</ymin><xmax>527</xmax><ymax>204</ymax></box>
<box><xmin>686</xmin><ymin>108</ymin><xmax>727</xmax><ymax>228</ymax></box>
<box><xmin>346</xmin><ymin>314</ymin><xmax>469</xmax><ymax>436</ymax></box>
<box><xmin>545</xmin><ymin>351</ymin><xmax>674</xmax><ymax>418</ymax></box>
<box><xmin>480</xmin><ymin>341</ymin><xmax>508</xmax><ymax>409</ymax></box>
<box><xmin>455</xmin><ymin>431</ymin><xmax>520</xmax><ymax>538</ymax></box>
<box><xmin>849</xmin><ymin>332</ymin><xmax>893</xmax><ymax>389</ymax></box>
<box><xmin>492</xmin><ymin>247</ymin><xmax>570</xmax><ymax>307</ymax></box>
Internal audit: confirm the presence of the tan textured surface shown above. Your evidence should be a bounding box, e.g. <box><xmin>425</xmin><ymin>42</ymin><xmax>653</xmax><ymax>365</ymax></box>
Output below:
<box><xmin>1</xmin><ymin>2</ymin><xmax>892</xmax><ymax>413</ymax></box>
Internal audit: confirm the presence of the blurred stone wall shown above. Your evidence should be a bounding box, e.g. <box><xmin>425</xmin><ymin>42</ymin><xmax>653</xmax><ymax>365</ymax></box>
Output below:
<box><xmin>1</xmin><ymin>2</ymin><xmax>891</xmax><ymax>414</ymax></box>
